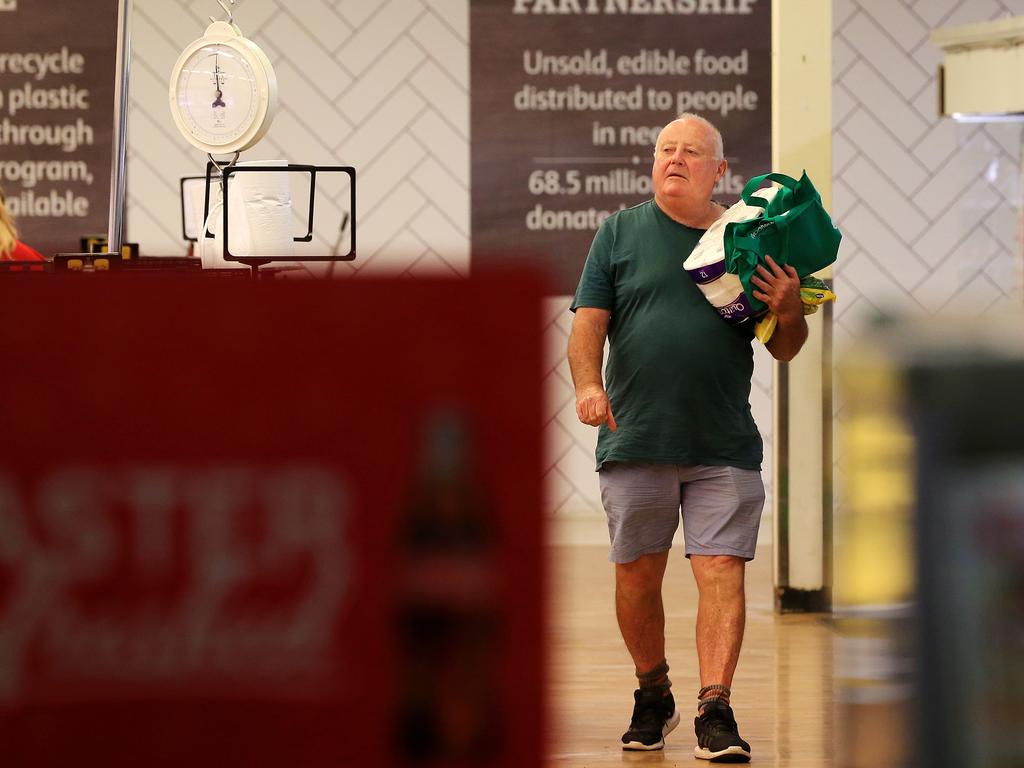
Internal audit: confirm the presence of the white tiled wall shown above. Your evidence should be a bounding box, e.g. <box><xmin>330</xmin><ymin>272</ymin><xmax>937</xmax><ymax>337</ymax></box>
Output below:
<box><xmin>832</xmin><ymin>0</ymin><xmax>1024</xmax><ymax>522</ymax></box>
<box><xmin>128</xmin><ymin>0</ymin><xmax>469</xmax><ymax>275</ymax></box>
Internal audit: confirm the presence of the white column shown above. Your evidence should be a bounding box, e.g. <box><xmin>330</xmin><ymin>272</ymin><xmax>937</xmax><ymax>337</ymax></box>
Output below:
<box><xmin>771</xmin><ymin>0</ymin><xmax>833</xmax><ymax>611</ymax></box>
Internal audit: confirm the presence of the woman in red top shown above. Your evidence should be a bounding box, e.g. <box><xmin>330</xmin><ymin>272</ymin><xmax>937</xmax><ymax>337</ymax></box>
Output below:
<box><xmin>0</xmin><ymin>186</ymin><xmax>46</xmax><ymax>261</ymax></box>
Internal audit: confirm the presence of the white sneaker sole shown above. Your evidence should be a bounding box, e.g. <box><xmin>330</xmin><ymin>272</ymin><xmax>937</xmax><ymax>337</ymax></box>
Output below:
<box><xmin>622</xmin><ymin>709</ymin><xmax>681</xmax><ymax>751</ymax></box>
<box><xmin>693</xmin><ymin>744</ymin><xmax>752</xmax><ymax>762</ymax></box>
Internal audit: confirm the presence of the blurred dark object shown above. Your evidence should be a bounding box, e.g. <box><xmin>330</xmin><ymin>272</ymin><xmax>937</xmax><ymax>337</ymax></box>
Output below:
<box><xmin>836</xmin><ymin>315</ymin><xmax>1024</xmax><ymax>768</ymax></box>
<box><xmin>909</xmin><ymin>358</ymin><xmax>1024</xmax><ymax>768</ymax></box>
<box><xmin>402</xmin><ymin>408</ymin><xmax>494</xmax><ymax>554</ymax></box>
<box><xmin>395</xmin><ymin>408</ymin><xmax>502</xmax><ymax>765</ymax></box>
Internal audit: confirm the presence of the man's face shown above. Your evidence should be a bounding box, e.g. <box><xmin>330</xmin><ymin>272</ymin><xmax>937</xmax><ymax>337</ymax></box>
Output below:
<box><xmin>652</xmin><ymin>119</ymin><xmax>726</xmax><ymax>206</ymax></box>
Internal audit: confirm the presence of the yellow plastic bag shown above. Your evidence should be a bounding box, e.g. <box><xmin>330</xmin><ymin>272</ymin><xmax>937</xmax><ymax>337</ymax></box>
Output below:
<box><xmin>755</xmin><ymin>276</ymin><xmax>836</xmax><ymax>344</ymax></box>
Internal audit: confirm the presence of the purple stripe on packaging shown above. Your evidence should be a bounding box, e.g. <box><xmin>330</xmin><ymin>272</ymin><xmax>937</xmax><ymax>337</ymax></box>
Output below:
<box><xmin>685</xmin><ymin>259</ymin><xmax>727</xmax><ymax>285</ymax></box>
<box><xmin>717</xmin><ymin>294</ymin><xmax>756</xmax><ymax>324</ymax></box>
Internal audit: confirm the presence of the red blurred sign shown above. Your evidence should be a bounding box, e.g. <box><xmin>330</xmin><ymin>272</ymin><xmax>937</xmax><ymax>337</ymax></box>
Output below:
<box><xmin>0</xmin><ymin>274</ymin><xmax>546</xmax><ymax>767</ymax></box>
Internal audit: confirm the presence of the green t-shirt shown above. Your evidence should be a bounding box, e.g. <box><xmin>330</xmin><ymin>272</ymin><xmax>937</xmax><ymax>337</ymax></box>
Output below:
<box><xmin>570</xmin><ymin>199</ymin><xmax>762</xmax><ymax>471</ymax></box>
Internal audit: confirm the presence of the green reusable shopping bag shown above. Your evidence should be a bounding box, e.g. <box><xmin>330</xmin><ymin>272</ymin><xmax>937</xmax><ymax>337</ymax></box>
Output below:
<box><xmin>723</xmin><ymin>171</ymin><xmax>842</xmax><ymax>314</ymax></box>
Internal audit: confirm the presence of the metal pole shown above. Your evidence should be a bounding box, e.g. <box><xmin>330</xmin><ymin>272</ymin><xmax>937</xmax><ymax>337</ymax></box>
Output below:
<box><xmin>107</xmin><ymin>0</ymin><xmax>133</xmax><ymax>256</ymax></box>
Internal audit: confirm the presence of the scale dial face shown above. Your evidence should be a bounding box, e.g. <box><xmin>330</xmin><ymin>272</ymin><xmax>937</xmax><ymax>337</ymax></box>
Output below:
<box><xmin>169</xmin><ymin>23</ymin><xmax>277</xmax><ymax>155</ymax></box>
<box><xmin>175</xmin><ymin>44</ymin><xmax>260</xmax><ymax>149</ymax></box>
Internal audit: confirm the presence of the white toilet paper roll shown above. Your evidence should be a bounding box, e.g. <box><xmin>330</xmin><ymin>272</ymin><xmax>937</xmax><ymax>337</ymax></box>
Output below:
<box><xmin>703</xmin><ymin>273</ymin><xmax>747</xmax><ymax>307</ymax></box>
<box><xmin>227</xmin><ymin>159</ymin><xmax>294</xmax><ymax>259</ymax></box>
<box><xmin>201</xmin><ymin>160</ymin><xmax>294</xmax><ymax>268</ymax></box>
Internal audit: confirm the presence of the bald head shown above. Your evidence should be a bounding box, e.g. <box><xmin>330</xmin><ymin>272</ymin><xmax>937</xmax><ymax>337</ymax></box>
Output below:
<box><xmin>650</xmin><ymin>114</ymin><xmax>729</xmax><ymax>227</ymax></box>
<box><xmin>654</xmin><ymin>114</ymin><xmax>724</xmax><ymax>161</ymax></box>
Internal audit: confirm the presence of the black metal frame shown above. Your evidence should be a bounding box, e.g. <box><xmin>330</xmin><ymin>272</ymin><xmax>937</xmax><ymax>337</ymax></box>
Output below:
<box><xmin>202</xmin><ymin>163</ymin><xmax>356</xmax><ymax>272</ymax></box>
<box><xmin>180</xmin><ymin>176</ymin><xmax>207</xmax><ymax>242</ymax></box>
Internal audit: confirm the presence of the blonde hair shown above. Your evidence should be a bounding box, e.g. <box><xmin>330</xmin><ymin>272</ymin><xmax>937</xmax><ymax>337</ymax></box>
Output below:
<box><xmin>0</xmin><ymin>186</ymin><xmax>17</xmax><ymax>258</ymax></box>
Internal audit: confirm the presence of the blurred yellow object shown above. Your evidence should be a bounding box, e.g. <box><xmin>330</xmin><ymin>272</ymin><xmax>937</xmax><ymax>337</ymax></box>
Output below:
<box><xmin>800</xmin><ymin>281</ymin><xmax>836</xmax><ymax>313</ymax></box>
<box><xmin>836</xmin><ymin>353</ymin><xmax>915</xmax><ymax>607</ymax></box>
<box><xmin>754</xmin><ymin>313</ymin><xmax>777</xmax><ymax>343</ymax></box>
<box><xmin>835</xmin><ymin>338</ymin><xmax>915</xmax><ymax>768</ymax></box>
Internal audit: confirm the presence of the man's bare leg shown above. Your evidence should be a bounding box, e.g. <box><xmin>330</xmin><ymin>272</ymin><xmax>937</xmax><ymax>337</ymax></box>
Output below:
<box><xmin>616</xmin><ymin>550</ymin><xmax>680</xmax><ymax>751</ymax></box>
<box><xmin>689</xmin><ymin>554</ymin><xmax>746</xmax><ymax>707</ymax></box>
<box><xmin>689</xmin><ymin>554</ymin><xmax>752</xmax><ymax>761</ymax></box>
<box><xmin>615</xmin><ymin>550</ymin><xmax>670</xmax><ymax>676</ymax></box>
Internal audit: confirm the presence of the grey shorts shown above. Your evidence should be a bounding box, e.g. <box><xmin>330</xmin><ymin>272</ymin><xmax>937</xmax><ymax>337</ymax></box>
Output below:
<box><xmin>599</xmin><ymin>462</ymin><xmax>765</xmax><ymax>563</ymax></box>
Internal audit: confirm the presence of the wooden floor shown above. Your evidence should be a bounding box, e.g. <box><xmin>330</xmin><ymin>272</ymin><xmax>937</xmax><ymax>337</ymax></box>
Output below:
<box><xmin>549</xmin><ymin>545</ymin><xmax>833</xmax><ymax>767</ymax></box>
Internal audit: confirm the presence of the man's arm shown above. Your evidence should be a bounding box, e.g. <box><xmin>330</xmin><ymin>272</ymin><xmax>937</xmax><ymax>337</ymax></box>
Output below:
<box><xmin>751</xmin><ymin>255</ymin><xmax>808</xmax><ymax>362</ymax></box>
<box><xmin>567</xmin><ymin>307</ymin><xmax>617</xmax><ymax>431</ymax></box>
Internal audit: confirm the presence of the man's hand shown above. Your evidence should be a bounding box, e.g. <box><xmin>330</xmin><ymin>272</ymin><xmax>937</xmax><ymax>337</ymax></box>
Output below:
<box><xmin>575</xmin><ymin>383</ymin><xmax>618</xmax><ymax>432</ymax></box>
<box><xmin>750</xmin><ymin>255</ymin><xmax>802</xmax><ymax>320</ymax></box>
<box><xmin>753</xmin><ymin>255</ymin><xmax>809</xmax><ymax>361</ymax></box>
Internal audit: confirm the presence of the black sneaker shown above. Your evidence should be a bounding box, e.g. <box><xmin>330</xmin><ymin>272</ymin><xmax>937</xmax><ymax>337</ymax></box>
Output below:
<box><xmin>694</xmin><ymin>700</ymin><xmax>751</xmax><ymax>762</ymax></box>
<box><xmin>621</xmin><ymin>688</ymin><xmax>680</xmax><ymax>751</ymax></box>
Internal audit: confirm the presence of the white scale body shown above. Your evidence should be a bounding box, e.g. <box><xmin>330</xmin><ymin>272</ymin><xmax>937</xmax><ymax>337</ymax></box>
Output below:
<box><xmin>169</xmin><ymin>20</ymin><xmax>278</xmax><ymax>155</ymax></box>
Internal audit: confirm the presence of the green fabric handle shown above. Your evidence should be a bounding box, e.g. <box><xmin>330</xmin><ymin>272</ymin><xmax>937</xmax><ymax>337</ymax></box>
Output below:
<box><xmin>726</xmin><ymin>244</ymin><xmax>761</xmax><ymax>275</ymax></box>
<box><xmin>771</xmin><ymin>198</ymin><xmax>816</xmax><ymax>231</ymax></box>
<box><xmin>741</xmin><ymin>172</ymin><xmax>801</xmax><ymax>208</ymax></box>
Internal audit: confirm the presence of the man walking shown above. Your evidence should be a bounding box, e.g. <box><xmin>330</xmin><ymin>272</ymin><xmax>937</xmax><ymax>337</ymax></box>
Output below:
<box><xmin>567</xmin><ymin>113</ymin><xmax>806</xmax><ymax>762</ymax></box>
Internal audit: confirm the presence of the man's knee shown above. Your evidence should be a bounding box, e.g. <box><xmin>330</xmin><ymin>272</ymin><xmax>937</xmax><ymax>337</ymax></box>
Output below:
<box><xmin>691</xmin><ymin>554</ymin><xmax>745</xmax><ymax>588</ymax></box>
<box><xmin>616</xmin><ymin>551</ymin><xmax>668</xmax><ymax>596</ymax></box>
<box><xmin>694</xmin><ymin>553</ymin><xmax>744</xmax><ymax>570</ymax></box>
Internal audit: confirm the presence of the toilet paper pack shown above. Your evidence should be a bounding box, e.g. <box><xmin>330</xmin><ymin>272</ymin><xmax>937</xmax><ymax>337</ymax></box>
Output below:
<box><xmin>683</xmin><ymin>187</ymin><xmax>777</xmax><ymax>326</ymax></box>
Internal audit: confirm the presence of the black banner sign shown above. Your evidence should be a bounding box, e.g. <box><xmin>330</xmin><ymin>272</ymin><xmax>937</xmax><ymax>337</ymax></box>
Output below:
<box><xmin>471</xmin><ymin>0</ymin><xmax>772</xmax><ymax>294</ymax></box>
<box><xmin>0</xmin><ymin>1</ymin><xmax>118</xmax><ymax>257</ymax></box>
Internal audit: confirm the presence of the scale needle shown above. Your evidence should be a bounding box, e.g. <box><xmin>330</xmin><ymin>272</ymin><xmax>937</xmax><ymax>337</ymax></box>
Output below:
<box><xmin>212</xmin><ymin>53</ymin><xmax>226</xmax><ymax>108</ymax></box>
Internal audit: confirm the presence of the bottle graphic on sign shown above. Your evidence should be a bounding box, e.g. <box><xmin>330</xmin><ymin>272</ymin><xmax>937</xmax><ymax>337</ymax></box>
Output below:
<box><xmin>394</xmin><ymin>407</ymin><xmax>502</xmax><ymax>764</ymax></box>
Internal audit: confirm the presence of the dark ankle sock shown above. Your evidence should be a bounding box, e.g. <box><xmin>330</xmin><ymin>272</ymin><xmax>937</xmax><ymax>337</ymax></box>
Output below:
<box><xmin>637</xmin><ymin>659</ymin><xmax>672</xmax><ymax>695</ymax></box>
<box><xmin>697</xmin><ymin>684</ymin><xmax>731</xmax><ymax>712</ymax></box>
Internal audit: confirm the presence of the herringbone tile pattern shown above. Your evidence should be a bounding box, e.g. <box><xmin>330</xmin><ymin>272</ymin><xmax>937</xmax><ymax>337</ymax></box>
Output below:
<box><xmin>128</xmin><ymin>0</ymin><xmax>468</xmax><ymax>276</ymax></box>
<box><xmin>833</xmin><ymin>0</ymin><xmax>1024</xmax><ymax>515</ymax></box>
